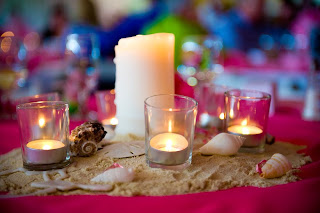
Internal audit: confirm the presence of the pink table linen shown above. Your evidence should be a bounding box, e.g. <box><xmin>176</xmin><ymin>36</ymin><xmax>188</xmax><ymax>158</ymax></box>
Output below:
<box><xmin>0</xmin><ymin>113</ymin><xmax>320</xmax><ymax>213</ymax></box>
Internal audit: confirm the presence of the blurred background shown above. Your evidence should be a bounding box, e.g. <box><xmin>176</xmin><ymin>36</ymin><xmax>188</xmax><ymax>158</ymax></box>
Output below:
<box><xmin>0</xmin><ymin>0</ymin><xmax>319</xmax><ymax>120</ymax></box>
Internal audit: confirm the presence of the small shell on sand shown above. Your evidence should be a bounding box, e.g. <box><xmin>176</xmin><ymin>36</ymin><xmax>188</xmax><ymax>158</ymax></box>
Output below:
<box><xmin>91</xmin><ymin>167</ymin><xmax>135</xmax><ymax>183</ymax></box>
<box><xmin>199</xmin><ymin>133</ymin><xmax>245</xmax><ymax>156</ymax></box>
<box><xmin>69</xmin><ymin>122</ymin><xmax>107</xmax><ymax>157</ymax></box>
<box><xmin>258</xmin><ymin>153</ymin><xmax>292</xmax><ymax>178</ymax></box>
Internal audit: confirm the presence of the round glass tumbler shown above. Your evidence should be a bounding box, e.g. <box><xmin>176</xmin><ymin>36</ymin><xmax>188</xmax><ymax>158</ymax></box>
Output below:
<box><xmin>16</xmin><ymin>101</ymin><xmax>71</xmax><ymax>170</ymax></box>
<box><xmin>196</xmin><ymin>83</ymin><xmax>231</xmax><ymax>129</ymax></box>
<box><xmin>224</xmin><ymin>89</ymin><xmax>271</xmax><ymax>153</ymax></box>
<box><xmin>95</xmin><ymin>89</ymin><xmax>118</xmax><ymax>128</ymax></box>
<box><xmin>144</xmin><ymin>94</ymin><xmax>198</xmax><ymax>170</ymax></box>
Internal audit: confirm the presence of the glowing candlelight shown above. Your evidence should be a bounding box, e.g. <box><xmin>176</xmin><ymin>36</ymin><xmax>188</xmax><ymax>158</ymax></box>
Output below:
<box><xmin>39</xmin><ymin>117</ymin><xmax>45</xmax><ymax>128</ymax></box>
<box><xmin>102</xmin><ymin>117</ymin><xmax>118</xmax><ymax>126</ymax></box>
<box><xmin>150</xmin><ymin>133</ymin><xmax>188</xmax><ymax>152</ymax></box>
<box><xmin>219</xmin><ymin>112</ymin><xmax>225</xmax><ymax>120</ymax></box>
<box><xmin>228</xmin><ymin>119</ymin><xmax>263</xmax><ymax>135</ymax></box>
<box><xmin>25</xmin><ymin>139</ymin><xmax>67</xmax><ymax>164</ymax></box>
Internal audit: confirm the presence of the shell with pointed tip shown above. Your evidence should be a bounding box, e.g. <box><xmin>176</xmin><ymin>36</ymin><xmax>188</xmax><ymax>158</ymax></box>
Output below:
<box><xmin>91</xmin><ymin>167</ymin><xmax>135</xmax><ymax>183</ymax></box>
<box><xmin>199</xmin><ymin>133</ymin><xmax>245</xmax><ymax>156</ymax></box>
<box><xmin>261</xmin><ymin>153</ymin><xmax>291</xmax><ymax>178</ymax></box>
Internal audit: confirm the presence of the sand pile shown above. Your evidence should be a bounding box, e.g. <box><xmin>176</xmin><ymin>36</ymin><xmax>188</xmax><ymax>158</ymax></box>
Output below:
<box><xmin>0</xmin><ymin>134</ymin><xmax>311</xmax><ymax>196</ymax></box>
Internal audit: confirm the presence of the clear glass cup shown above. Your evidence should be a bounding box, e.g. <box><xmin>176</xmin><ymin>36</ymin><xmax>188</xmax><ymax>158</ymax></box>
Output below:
<box><xmin>196</xmin><ymin>83</ymin><xmax>231</xmax><ymax>129</ymax></box>
<box><xmin>144</xmin><ymin>94</ymin><xmax>198</xmax><ymax>170</ymax></box>
<box><xmin>16</xmin><ymin>101</ymin><xmax>71</xmax><ymax>170</ymax></box>
<box><xmin>224</xmin><ymin>89</ymin><xmax>271</xmax><ymax>153</ymax></box>
<box><xmin>64</xmin><ymin>33</ymin><xmax>100</xmax><ymax>119</ymax></box>
<box><xmin>95</xmin><ymin>89</ymin><xmax>118</xmax><ymax>128</ymax></box>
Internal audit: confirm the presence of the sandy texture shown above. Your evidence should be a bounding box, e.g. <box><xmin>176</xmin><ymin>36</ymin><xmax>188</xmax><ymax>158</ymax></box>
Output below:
<box><xmin>0</xmin><ymin>134</ymin><xmax>312</xmax><ymax>196</ymax></box>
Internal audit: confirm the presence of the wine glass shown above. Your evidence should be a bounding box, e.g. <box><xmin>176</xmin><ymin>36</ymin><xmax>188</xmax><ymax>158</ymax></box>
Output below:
<box><xmin>63</xmin><ymin>33</ymin><xmax>100</xmax><ymax>120</ymax></box>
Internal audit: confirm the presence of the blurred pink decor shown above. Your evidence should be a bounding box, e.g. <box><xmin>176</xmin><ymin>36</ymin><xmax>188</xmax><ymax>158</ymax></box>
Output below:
<box><xmin>95</xmin><ymin>89</ymin><xmax>118</xmax><ymax>127</ymax></box>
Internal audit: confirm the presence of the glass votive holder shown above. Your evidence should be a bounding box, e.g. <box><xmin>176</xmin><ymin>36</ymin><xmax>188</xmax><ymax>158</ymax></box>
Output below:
<box><xmin>224</xmin><ymin>89</ymin><xmax>271</xmax><ymax>153</ymax></box>
<box><xmin>144</xmin><ymin>94</ymin><xmax>198</xmax><ymax>170</ymax></box>
<box><xmin>15</xmin><ymin>92</ymin><xmax>60</xmax><ymax>105</ymax></box>
<box><xmin>196</xmin><ymin>83</ymin><xmax>231</xmax><ymax>129</ymax></box>
<box><xmin>95</xmin><ymin>89</ymin><xmax>118</xmax><ymax>129</ymax></box>
<box><xmin>16</xmin><ymin>101</ymin><xmax>71</xmax><ymax>170</ymax></box>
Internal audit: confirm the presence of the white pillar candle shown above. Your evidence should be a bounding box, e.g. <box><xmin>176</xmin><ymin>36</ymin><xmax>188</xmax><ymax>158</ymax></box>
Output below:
<box><xmin>114</xmin><ymin>33</ymin><xmax>175</xmax><ymax>137</ymax></box>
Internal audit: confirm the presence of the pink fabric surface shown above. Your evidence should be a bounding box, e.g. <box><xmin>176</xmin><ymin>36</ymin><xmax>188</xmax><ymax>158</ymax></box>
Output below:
<box><xmin>1</xmin><ymin>114</ymin><xmax>320</xmax><ymax>213</ymax></box>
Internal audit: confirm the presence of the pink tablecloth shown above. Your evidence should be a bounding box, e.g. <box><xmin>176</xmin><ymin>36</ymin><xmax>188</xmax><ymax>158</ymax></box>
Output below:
<box><xmin>1</xmin><ymin>114</ymin><xmax>320</xmax><ymax>213</ymax></box>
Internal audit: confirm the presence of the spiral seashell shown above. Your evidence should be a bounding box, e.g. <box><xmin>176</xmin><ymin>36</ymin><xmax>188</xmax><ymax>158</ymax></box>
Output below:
<box><xmin>78</xmin><ymin>141</ymin><xmax>98</xmax><ymax>157</ymax></box>
<box><xmin>199</xmin><ymin>133</ymin><xmax>245</xmax><ymax>156</ymax></box>
<box><xmin>91</xmin><ymin>167</ymin><xmax>135</xmax><ymax>183</ymax></box>
<box><xmin>259</xmin><ymin>153</ymin><xmax>292</xmax><ymax>178</ymax></box>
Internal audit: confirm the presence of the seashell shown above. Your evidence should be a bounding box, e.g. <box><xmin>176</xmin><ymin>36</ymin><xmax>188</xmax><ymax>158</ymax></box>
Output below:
<box><xmin>69</xmin><ymin>121</ymin><xmax>107</xmax><ymax>144</ymax></box>
<box><xmin>91</xmin><ymin>166</ymin><xmax>135</xmax><ymax>183</ymax></box>
<box><xmin>69</xmin><ymin>122</ymin><xmax>107</xmax><ymax>157</ymax></box>
<box><xmin>199</xmin><ymin>133</ymin><xmax>245</xmax><ymax>156</ymax></box>
<box><xmin>70</xmin><ymin>140</ymin><xmax>98</xmax><ymax>157</ymax></box>
<box><xmin>102</xmin><ymin>140</ymin><xmax>145</xmax><ymax>158</ymax></box>
<box><xmin>258</xmin><ymin>153</ymin><xmax>292</xmax><ymax>178</ymax></box>
<box><xmin>79</xmin><ymin>141</ymin><xmax>98</xmax><ymax>157</ymax></box>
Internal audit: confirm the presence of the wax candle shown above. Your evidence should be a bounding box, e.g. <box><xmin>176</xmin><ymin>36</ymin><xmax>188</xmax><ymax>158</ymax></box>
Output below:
<box><xmin>25</xmin><ymin>139</ymin><xmax>67</xmax><ymax>164</ymax></box>
<box><xmin>227</xmin><ymin>120</ymin><xmax>264</xmax><ymax>147</ymax></box>
<box><xmin>114</xmin><ymin>33</ymin><xmax>175</xmax><ymax>137</ymax></box>
<box><xmin>228</xmin><ymin>125</ymin><xmax>263</xmax><ymax>135</ymax></box>
<box><xmin>102</xmin><ymin>117</ymin><xmax>118</xmax><ymax>129</ymax></box>
<box><xmin>148</xmin><ymin>133</ymin><xmax>189</xmax><ymax>165</ymax></box>
<box><xmin>199</xmin><ymin>112</ymin><xmax>225</xmax><ymax>129</ymax></box>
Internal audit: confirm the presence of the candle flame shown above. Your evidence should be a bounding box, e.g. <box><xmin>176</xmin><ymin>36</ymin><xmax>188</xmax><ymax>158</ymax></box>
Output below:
<box><xmin>169</xmin><ymin>108</ymin><xmax>173</xmax><ymax>111</ymax></box>
<box><xmin>241</xmin><ymin>119</ymin><xmax>247</xmax><ymax>126</ymax></box>
<box><xmin>110</xmin><ymin>117</ymin><xmax>118</xmax><ymax>125</ymax></box>
<box><xmin>39</xmin><ymin>118</ymin><xmax>45</xmax><ymax>128</ymax></box>
<box><xmin>230</xmin><ymin>109</ymin><xmax>234</xmax><ymax>118</ymax></box>
<box><xmin>219</xmin><ymin>113</ymin><xmax>225</xmax><ymax>120</ymax></box>
<box><xmin>168</xmin><ymin>120</ymin><xmax>172</xmax><ymax>132</ymax></box>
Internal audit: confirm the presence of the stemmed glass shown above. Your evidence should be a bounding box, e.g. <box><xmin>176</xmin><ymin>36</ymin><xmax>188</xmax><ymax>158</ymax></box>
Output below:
<box><xmin>63</xmin><ymin>33</ymin><xmax>100</xmax><ymax>119</ymax></box>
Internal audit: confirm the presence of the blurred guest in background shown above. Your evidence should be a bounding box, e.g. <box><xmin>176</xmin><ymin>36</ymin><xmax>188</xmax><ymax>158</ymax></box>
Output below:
<box><xmin>42</xmin><ymin>4</ymin><xmax>68</xmax><ymax>42</ymax></box>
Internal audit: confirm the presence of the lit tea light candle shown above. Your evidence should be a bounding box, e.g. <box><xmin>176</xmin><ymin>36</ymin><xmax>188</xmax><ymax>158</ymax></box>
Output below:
<box><xmin>228</xmin><ymin>119</ymin><xmax>263</xmax><ymax>135</ymax></box>
<box><xmin>227</xmin><ymin>119</ymin><xmax>264</xmax><ymax>147</ymax></box>
<box><xmin>199</xmin><ymin>112</ymin><xmax>225</xmax><ymax>129</ymax></box>
<box><xmin>25</xmin><ymin>139</ymin><xmax>67</xmax><ymax>164</ymax></box>
<box><xmin>148</xmin><ymin>133</ymin><xmax>189</xmax><ymax>165</ymax></box>
<box><xmin>102</xmin><ymin>117</ymin><xmax>118</xmax><ymax>127</ymax></box>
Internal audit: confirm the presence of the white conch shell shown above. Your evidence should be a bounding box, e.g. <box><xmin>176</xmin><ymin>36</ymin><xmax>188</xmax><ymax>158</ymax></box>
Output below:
<box><xmin>199</xmin><ymin>133</ymin><xmax>245</xmax><ymax>156</ymax></box>
<box><xmin>91</xmin><ymin>167</ymin><xmax>135</xmax><ymax>183</ymax></box>
<box><xmin>260</xmin><ymin>153</ymin><xmax>292</xmax><ymax>178</ymax></box>
<box><xmin>79</xmin><ymin>141</ymin><xmax>98</xmax><ymax>157</ymax></box>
